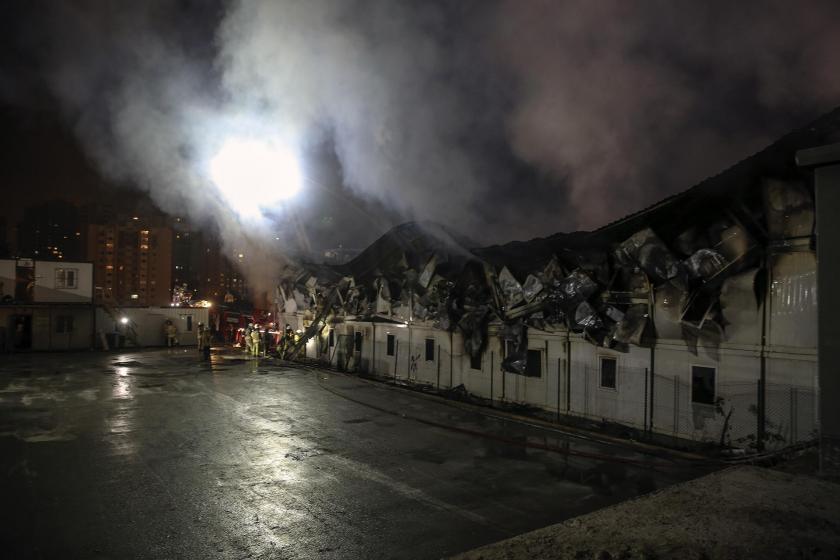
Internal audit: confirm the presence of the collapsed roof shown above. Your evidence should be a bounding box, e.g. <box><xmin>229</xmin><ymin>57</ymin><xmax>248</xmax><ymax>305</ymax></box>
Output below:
<box><xmin>278</xmin><ymin>107</ymin><xmax>839</xmax><ymax>370</ymax></box>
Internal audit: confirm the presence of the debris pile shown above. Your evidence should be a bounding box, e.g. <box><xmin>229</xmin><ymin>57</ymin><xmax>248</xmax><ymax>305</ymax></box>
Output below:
<box><xmin>277</xmin><ymin>179</ymin><xmax>813</xmax><ymax>369</ymax></box>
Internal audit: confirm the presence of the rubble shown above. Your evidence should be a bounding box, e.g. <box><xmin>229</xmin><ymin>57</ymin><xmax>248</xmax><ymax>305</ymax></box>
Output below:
<box><xmin>275</xmin><ymin>165</ymin><xmax>810</xmax><ymax>361</ymax></box>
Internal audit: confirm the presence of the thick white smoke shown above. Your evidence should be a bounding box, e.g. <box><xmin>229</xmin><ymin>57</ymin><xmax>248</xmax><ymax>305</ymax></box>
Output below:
<box><xmin>216</xmin><ymin>0</ymin><xmax>485</xmax><ymax>232</ymax></box>
<box><xmin>10</xmin><ymin>0</ymin><xmax>840</xmax><ymax>294</ymax></box>
<box><xmin>493</xmin><ymin>0</ymin><xmax>840</xmax><ymax>229</ymax></box>
<box><xmin>37</xmin><ymin>2</ymin><xmax>295</xmax><ymax>297</ymax></box>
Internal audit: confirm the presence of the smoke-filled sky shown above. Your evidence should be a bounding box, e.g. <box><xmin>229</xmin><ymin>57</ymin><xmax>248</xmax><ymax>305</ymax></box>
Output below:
<box><xmin>2</xmin><ymin>0</ymin><xmax>840</xmax><ymax>271</ymax></box>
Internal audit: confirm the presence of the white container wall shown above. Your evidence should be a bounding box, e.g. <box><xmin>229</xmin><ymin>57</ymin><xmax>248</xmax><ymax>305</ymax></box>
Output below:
<box><xmin>278</xmin><ymin>309</ymin><xmax>818</xmax><ymax>448</ymax></box>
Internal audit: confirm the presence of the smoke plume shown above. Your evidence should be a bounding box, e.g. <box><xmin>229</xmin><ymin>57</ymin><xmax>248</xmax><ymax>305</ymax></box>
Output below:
<box><xmin>494</xmin><ymin>0</ymin><xmax>840</xmax><ymax>229</ymax></box>
<box><xmin>3</xmin><ymin>0</ymin><xmax>840</xmax><ymax>293</ymax></box>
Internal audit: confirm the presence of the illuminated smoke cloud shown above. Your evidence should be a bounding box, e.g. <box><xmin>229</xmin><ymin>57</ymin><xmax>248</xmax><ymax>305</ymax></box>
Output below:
<box><xmin>8</xmin><ymin>0</ymin><xmax>840</xmax><ymax>294</ymax></box>
<box><xmin>216</xmin><ymin>0</ymin><xmax>486</xmax><ymax>233</ymax></box>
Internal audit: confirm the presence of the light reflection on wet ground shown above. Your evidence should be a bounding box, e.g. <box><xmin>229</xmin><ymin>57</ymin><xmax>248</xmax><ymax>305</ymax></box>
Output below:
<box><xmin>0</xmin><ymin>348</ymin><xmax>711</xmax><ymax>559</ymax></box>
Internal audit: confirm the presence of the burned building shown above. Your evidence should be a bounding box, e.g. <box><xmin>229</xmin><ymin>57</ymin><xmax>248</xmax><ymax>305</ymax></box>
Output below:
<box><xmin>274</xmin><ymin>108</ymin><xmax>840</xmax><ymax>451</ymax></box>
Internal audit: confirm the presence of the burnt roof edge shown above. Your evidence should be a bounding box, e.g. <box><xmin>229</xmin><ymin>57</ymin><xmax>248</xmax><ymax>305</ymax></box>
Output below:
<box><xmin>796</xmin><ymin>142</ymin><xmax>840</xmax><ymax>167</ymax></box>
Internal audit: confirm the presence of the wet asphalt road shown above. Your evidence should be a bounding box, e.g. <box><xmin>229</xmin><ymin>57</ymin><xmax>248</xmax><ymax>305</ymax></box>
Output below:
<box><xmin>0</xmin><ymin>349</ymin><xmax>709</xmax><ymax>559</ymax></box>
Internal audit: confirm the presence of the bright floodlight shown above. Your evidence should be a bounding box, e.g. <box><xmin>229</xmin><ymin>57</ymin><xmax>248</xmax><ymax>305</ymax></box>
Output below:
<box><xmin>210</xmin><ymin>138</ymin><xmax>302</xmax><ymax>219</ymax></box>
<box><xmin>120</xmin><ymin>317</ymin><xmax>129</xmax><ymax>325</ymax></box>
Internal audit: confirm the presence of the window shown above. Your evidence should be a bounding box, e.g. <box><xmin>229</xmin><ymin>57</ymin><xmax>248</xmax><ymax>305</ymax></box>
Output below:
<box><xmin>329</xmin><ymin>329</ymin><xmax>335</xmax><ymax>347</ymax></box>
<box><xmin>600</xmin><ymin>357</ymin><xmax>617</xmax><ymax>389</ymax></box>
<box><xmin>354</xmin><ymin>331</ymin><xmax>362</xmax><ymax>352</ymax></box>
<box><xmin>55</xmin><ymin>268</ymin><xmax>78</xmax><ymax>289</ymax></box>
<box><xmin>525</xmin><ymin>349</ymin><xmax>542</xmax><ymax>378</ymax></box>
<box><xmin>386</xmin><ymin>334</ymin><xmax>395</xmax><ymax>356</ymax></box>
<box><xmin>186</xmin><ymin>316</ymin><xmax>193</xmax><ymax>332</ymax></box>
<box><xmin>470</xmin><ymin>352</ymin><xmax>482</xmax><ymax>371</ymax></box>
<box><xmin>425</xmin><ymin>338</ymin><xmax>435</xmax><ymax>361</ymax></box>
<box><xmin>691</xmin><ymin>366</ymin><xmax>716</xmax><ymax>405</ymax></box>
<box><xmin>55</xmin><ymin>315</ymin><xmax>74</xmax><ymax>333</ymax></box>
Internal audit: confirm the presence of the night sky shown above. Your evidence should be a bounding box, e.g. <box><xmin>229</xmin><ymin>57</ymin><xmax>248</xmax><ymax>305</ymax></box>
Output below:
<box><xmin>2</xmin><ymin>0</ymin><xmax>839</xmax><ymax>261</ymax></box>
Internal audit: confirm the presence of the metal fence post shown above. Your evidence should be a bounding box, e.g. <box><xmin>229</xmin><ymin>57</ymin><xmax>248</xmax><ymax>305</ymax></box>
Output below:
<box><xmin>643</xmin><ymin>367</ymin><xmax>649</xmax><ymax>433</ymax></box>
<box><xmin>436</xmin><ymin>344</ymin><xmax>441</xmax><ymax>391</ymax></box>
<box><xmin>449</xmin><ymin>331</ymin><xmax>454</xmax><ymax>389</ymax></box>
<box><xmin>649</xmin><ymin>366</ymin><xmax>655</xmax><ymax>433</ymax></box>
<box><xmin>393</xmin><ymin>339</ymin><xmax>399</xmax><ymax>383</ymax></box>
<box><xmin>490</xmin><ymin>350</ymin><xmax>494</xmax><ymax>407</ymax></box>
<box><xmin>757</xmin><ymin>378</ymin><xmax>766</xmax><ymax>452</ymax></box>
<box><xmin>673</xmin><ymin>376</ymin><xmax>679</xmax><ymax>435</ymax></box>
<box><xmin>583</xmin><ymin>367</ymin><xmax>589</xmax><ymax>417</ymax></box>
<box><xmin>557</xmin><ymin>357</ymin><xmax>562</xmax><ymax>422</ymax></box>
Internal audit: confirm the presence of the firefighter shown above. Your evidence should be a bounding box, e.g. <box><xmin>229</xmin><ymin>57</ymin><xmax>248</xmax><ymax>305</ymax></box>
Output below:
<box><xmin>164</xmin><ymin>320</ymin><xmax>178</xmax><ymax>348</ymax></box>
<box><xmin>200</xmin><ymin>325</ymin><xmax>212</xmax><ymax>361</ymax></box>
<box><xmin>280</xmin><ymin>324</ymin><xmax>294</xmax><ymax>358</ymax></box>
<box><xmin>244</xmin><ymin>324</ymin><xmax>253</xmax><ymax>354</ymax></box>
<box><xmin>250</xmin><ymin>325</ymin><xmax>261</xmax><ymax>357</ymax></box>
<box><xmin>197</xmin><ymin>322</ymin><xmax>205</xmax><ymax>352</ymax></box>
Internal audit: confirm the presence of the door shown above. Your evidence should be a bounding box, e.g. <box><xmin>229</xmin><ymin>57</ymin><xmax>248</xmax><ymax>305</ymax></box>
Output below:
<box><xmin>11</xmin><ymin>314</ymin><xmax>32</xmax><ymax>350</ymax></box>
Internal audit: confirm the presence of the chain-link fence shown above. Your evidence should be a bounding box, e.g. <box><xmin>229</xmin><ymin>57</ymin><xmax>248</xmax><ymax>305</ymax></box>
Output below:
<box><xmin>365</xmin><ymin>338</ymin><xmax>457</xmax><ymax>390</ymax></box>
<box><xmin>291</xmin><ymin>323</ymin><xmax>818</xmax><ymax>451</ymax></box>
<box><xmin>650</xmin><ymin>374</ymin><xmax>818</xmax><ymax>449</ymax></box>
<box><xmin>764</xmin><ymin>382</ymin><xmax>819</xmax><ymax>448</ymax></box>
<box><xmin>568</xmin><ymin>363</ymin><xmax>650</xmax><ymax>430</ymax></box>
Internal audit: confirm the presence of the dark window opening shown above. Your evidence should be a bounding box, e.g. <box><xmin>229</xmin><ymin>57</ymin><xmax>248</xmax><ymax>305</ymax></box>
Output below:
<box><xmin>525</xmin><ymin>349</ymin><xmax>542</xmax><ymax>378</ymax></box>
<box><xmin>386</xmin><ymin>334</ymin><xmax>395</xmax><ymax>356</ymax></box>
<box><xmin>692</xmin><ymin>366</ymin><xmax>716</xmax><ymax>405</ymax></box>
<box><xmin>425</xmin><ymin>338</ymin><xmax>435</xmax><ymax>361</ymax></box>
<box><xmin>354</xmin><ymin>331</ymin><xmax>362</xmax><ymax>352</ymax></box>
<box><xmin>600</xmin><ymin>357</ymin><xmax>617</xmax><ymax>389</ymax></box>
<box><xmin>470</xmin><ymin>352</ymin><xmax>482</xmax><ymax>371</ymax></box>
<box><xmin>329</xmin><ymin>329</ymin><xmax>335</xmax><ymax>347</ymax></box>
<box><xmin>186</xmin><ymin>316</ymin><xmax>193</xmax><ymax>332</ymax></box>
